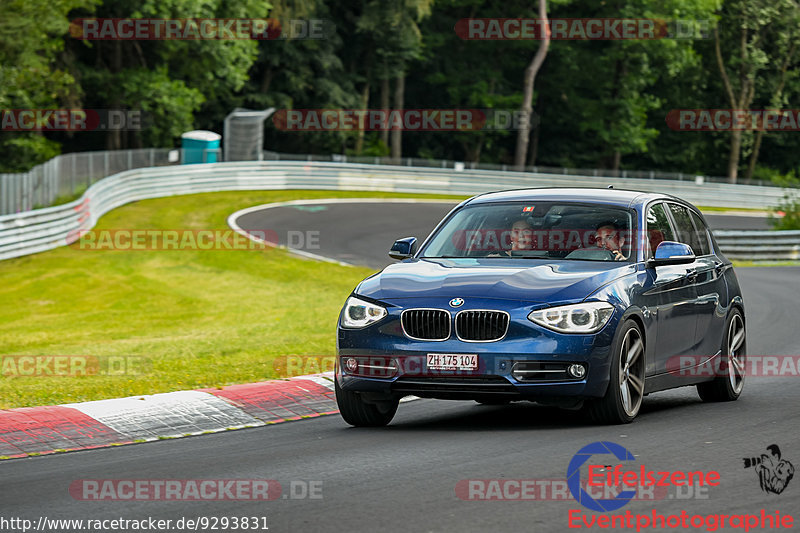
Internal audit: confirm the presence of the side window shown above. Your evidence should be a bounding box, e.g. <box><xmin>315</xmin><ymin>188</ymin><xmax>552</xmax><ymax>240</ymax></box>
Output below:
<box><xmin>646</xmin><ymin>203</ymin><xmax>675</xmax><ymax>258</ymax></box>
<box><xmin>688</xmin><ymin>210</ymin><xmax>711</xmax><ymax>256</ymax></box>
<box><xmin>667</xmin><ymin>203</ymin><xmax>700</xmax><ymax>254</ymax></box>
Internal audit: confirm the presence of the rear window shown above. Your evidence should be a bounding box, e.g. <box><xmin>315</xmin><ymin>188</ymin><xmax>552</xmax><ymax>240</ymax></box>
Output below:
<box><xmin>688</xmin><ymin>210</ymin><xmax>711</xmax><ymax>256</ymax></box>
<box><xmin>668</xmin><ymin>203</ymin><xmax>708</xmax><ymax>256</ymax></box>
<box><xmin>645</xmin><ymin>203</ymin><xmax>675</xmax><ymax>258</ymax></box>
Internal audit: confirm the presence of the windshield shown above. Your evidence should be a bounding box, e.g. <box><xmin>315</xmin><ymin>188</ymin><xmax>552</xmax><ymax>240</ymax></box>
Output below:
<box><xmin>421</xmin><ymin>202</ymin><xmax>635</xmax><ymax>262</ymax></box>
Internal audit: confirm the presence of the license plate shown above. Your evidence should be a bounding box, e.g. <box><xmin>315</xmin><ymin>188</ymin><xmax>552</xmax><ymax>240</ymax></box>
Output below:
<box><xmin>427</xmin><ymin>353</ymin><xmax>478</xmax><ymax>371</ymax></box>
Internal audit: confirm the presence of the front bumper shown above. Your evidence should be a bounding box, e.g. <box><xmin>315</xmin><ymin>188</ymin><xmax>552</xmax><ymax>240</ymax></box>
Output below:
<box><xmin>336</xmin><ymin>298</ymin><xmax>620</xmax><ymax>402</ymax></box>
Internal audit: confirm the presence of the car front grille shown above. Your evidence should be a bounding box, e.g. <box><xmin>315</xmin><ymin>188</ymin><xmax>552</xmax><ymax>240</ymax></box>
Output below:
<box><xmin>401</xmin><ymin>309</ymin><xmax>450</xmax><ymax>340</ymax></box>
<box><xmin>455</xmin><ymin>311</ymin><xmax>509</xmax><ymax>341</ymax></box>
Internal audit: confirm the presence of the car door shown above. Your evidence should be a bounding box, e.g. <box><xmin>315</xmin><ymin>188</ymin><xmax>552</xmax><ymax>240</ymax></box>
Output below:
<box><xmin>664</xmin><ymin>202</ymin><xmax>720</xmax><ymax>358</ymax></box>
<box><xmin>685</xmin><ymin>207</ymin><xmax>727</xmax><ymax>358</ymax></box>
<box><xmin>642</xmin><ymin>202</ymin><xmax>700</xmax><ymax>374</ymax></box>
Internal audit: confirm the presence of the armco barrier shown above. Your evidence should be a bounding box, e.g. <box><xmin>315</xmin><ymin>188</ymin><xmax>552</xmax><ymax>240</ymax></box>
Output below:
<box><xmin>714</xmin><ymin>230</ymin><xmax>800</xmax><ymax>261</ymax></box>
<box><xmin>0</xmin><ymin>160</ymin><xmax>798</xmax><ymax>262</ymax></box>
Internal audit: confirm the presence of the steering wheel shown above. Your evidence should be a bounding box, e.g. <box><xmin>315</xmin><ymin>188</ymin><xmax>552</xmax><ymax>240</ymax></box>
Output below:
<box><xmin>564</xmin><ymin>248</ymin><xmax>617</xmax><ymax>261</ymax></box>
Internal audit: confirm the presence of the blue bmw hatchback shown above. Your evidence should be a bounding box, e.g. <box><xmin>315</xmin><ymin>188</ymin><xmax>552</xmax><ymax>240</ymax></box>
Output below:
<box><xmin>335</xmin><ymin>188</ymin><xmax>746</xmax><ymax>425</ymax></box>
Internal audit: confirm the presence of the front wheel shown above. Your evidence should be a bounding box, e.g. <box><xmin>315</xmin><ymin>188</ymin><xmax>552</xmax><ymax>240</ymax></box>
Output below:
<box><xmin>586</xmin><ymin>320</ymin><xmax>646</xmax><ymax>424</ymax></box>
<box><xmin>697</xmin><ymin>309</ymin><xmax>745</xmax><ymax>402</ymax></box>
<box><xmin>335</xmin><ymin>380</ymin><xmax>398</xmax><ymax>427</ymax></box>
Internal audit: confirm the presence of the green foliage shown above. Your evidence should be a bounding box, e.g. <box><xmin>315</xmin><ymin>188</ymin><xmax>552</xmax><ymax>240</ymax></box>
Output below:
<box><xmin>752</xmin><ymin>166</ymin><xmax>799</xmax><ymax>186</ymax></box>
<box><xmin>3</xmin><ymin>0</ymin><xmax>800</xmax><ymax>182</ymax></box>
<box><xmin>770</xmin><ymin>192</ymin><xmax>800</xmax><ymax>230</ymax></box>
<box><xmin>0</xmin><ymin>0</ymin><xmax>98</xmax><ymax>170</ymax></box>
<box><xmin>0</xmin><ymin>135</ymin><xmax>62</xmax><ymax>173</ymax></box>
<box><xmin>118</xmin><ymin>68</ymin><xmax>205</xmax><ymax>147</ymax></box>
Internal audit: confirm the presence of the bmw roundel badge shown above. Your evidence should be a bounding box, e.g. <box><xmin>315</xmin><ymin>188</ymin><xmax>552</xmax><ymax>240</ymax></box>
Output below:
<box><xmin>449</xmin><ymin>298</ymin><xmax>464</xmax><ymax>308</ymax></box>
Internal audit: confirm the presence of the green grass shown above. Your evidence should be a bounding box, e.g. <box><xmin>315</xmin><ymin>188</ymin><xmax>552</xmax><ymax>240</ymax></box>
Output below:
<box><xmin>0</xmin><ymin>189</ymin><xmax>779</xmax><ymax>410</ymax></box>
<box><xmin>732</xmin><ymin>260</ymin><xmax>800</xmax><ymax>267</ymax></box>
<box><xmin>33</xmin><ymin>185</ymin><xmax>89</xmax><ymax>210</ymax></box>
<box><xmin>0</xmin><ymin>190</ymin><xmax>464</xmax><ymax>409</ymax></box>
<box><xmin>696</xmin><ymin>205</ymin><xmax>768</xmax><ymax>213</ymax></box>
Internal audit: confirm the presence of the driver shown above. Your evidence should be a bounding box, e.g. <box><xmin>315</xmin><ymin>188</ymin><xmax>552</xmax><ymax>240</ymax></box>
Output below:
<box><xmin>595</xmin><ymin>221</ymin><xmax>628</xmax><ymax>261</ymax></box>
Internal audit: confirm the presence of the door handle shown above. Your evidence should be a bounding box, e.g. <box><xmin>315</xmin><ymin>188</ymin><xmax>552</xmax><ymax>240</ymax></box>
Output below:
<box><xmin>714</xmin><ymin>261</ymin><xmax>725</xmax><ymax>274</ymax></box>
<box><xmin>685</xmin><ymin>269</ymin><xmax>698</xmax><ymax>282</ymax></box>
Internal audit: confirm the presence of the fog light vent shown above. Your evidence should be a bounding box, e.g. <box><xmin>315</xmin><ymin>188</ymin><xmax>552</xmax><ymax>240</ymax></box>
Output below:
<box><xmin>568</xmin><ymin>364</ymin><xmax>586</xmax><ymax>378</ymax></box>
<box><xmin>511</xmin><ymin>362</ymin><xmax>586</xmax><ymax>382</ymax></box>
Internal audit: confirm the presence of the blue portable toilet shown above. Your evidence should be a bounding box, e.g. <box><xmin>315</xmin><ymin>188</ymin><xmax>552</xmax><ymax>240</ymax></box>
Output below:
<box><xmin>181</xmin><ymin>130</ymin><xmax>221</xmax><ymax>164</ymax></box>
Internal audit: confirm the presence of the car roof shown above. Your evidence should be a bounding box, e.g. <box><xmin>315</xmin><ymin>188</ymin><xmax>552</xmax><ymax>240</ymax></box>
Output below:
<box><xmin>463</xmin><ymin>187</ymin><xmax>679</xmax><ymax>210</ymax></box>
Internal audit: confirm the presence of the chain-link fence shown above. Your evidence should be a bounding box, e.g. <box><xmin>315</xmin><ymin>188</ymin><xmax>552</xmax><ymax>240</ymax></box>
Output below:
<box><xmin>1</xmin><ymin>147</ymin><xmax>787</xmax><ymax>216</ymax></box>
<box><xmin>261</xmin><ymin>150</ymin><xmax>778</xmax><ymax>187</ymax></box>
<box><xmin>0</xmin><ymin>149</ymin><xmax>179</xmax><ymax>215</ymax></box>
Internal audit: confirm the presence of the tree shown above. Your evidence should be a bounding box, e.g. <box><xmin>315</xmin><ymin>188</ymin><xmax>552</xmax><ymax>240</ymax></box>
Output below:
<box><xmin>0</xmin><ymin>0</ymin><xmax>97</xmax><ymax>171</ymax></box>
<box><xmin>714</xmin><ymin>0</ymin><xmax>800</xmax><ymax>183</ymax></box>
<box><xmin>357</xmin><ymin>0</ymin><xmax>433</xmax><ymax>160</ymax></box>
<box><xmin>743</xmin><ymin>2</ymin><xmax>800</xmax><ymax>181</ymax></box>
<box><xmin>69</xmin><ymin>0</ymin><xmax>269</xmax><ymax>150</ymax></box>
<box><xmin>513</xmin><ymin>0</ymin><xmax>549</xmax><ymax>169</ymax></box>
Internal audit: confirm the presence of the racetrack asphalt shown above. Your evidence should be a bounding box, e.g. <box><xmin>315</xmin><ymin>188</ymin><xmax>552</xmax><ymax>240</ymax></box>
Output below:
<box><xmin>3</xmin><ymin>201</ymin><xmax>798</xmax><ymax>533</ymax></box>
<box><xmin>233</xmin><ymin>200</ymin><xmax>772</xmax><ymax>270</ymax></box>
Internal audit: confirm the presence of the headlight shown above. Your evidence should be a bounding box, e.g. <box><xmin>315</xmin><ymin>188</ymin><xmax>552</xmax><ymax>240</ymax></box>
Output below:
<box><xmin>341</xmin><ymin>296</ymin><xmax>388</xmax><ymax>329</ymax></box>
<box><xmin>528</xmin><ymin>302</ymin><xmax>614</xmax><ymax>334</ymax></box>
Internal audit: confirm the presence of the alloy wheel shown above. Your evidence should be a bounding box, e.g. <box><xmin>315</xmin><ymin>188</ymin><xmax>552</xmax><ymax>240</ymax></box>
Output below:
<box><xmin>619</xmin><ymin>327</ymin><xmax>645</xmax><ymax>417</ymax></box>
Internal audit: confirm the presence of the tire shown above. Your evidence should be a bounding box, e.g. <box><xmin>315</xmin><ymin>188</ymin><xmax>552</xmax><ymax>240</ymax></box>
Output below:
<box><xmin>586</xmin><ymin>320</ymin><xmax>646</xmax><ymax>424</ymax></box>
<box><xmin>697</xmin><ymin>309</ymin><xmax>745</xmax><ymax>402</ymax></box>
<box><xmin>335</xmin><ymin>380</ymin><xmax>398</xmax><ymax>427</ymax></box>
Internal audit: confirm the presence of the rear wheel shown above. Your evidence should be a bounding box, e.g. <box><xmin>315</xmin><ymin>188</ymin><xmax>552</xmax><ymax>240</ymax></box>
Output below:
<box><xmin>697</xmin><ymin>309</ymin><xmax>745</xmax><ymax>402</ymax></box>
<box><xmin>586</xmin><ymin>320</ymin><xmax>645</xmax><ymax>424</ymax></box>
<box><xmin>335</xmin><ymin>380</ymin><xmax>398</xmax><ymax>427</ymax></box>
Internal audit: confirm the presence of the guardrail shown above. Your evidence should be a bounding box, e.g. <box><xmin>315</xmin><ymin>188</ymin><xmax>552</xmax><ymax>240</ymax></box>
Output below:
<box><xmin>0</xmin><ymin>160</ymin><xmax>798</xmax><ymax>262</ymax></box>
<box><xmin>2</xmin><ymin>147</ymin><xmax>785</xmax><ymax>216</ymax></box>
<box><xmin>714</xmin><ymin>230</ymin><xmax>800</xmax><ymax>261</ymax></box>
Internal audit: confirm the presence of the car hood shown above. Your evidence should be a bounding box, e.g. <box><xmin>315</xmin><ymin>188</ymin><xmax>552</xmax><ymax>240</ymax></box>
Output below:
<box><xmin>356</xmin><ymin>258</ymin><xmax>636</xmax><ymax>303</ymax></box>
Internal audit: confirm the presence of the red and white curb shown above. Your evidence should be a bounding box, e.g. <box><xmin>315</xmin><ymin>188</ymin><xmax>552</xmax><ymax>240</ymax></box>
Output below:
<box><xmin>0</xmin><ymin>373</ymin><xmax>338</xmax><ymax>460</ymax></box>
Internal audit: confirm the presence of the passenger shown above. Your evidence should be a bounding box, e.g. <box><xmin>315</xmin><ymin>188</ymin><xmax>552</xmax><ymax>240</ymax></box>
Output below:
<box><xmin>487</xmin><ymin>218</ymin><xmax>532</xmax><ymax>257</ymax></box>
<box><xmin>510</xmin><ymin>218</ymin><xmax>533</xmax><ymax>251</ymax></box>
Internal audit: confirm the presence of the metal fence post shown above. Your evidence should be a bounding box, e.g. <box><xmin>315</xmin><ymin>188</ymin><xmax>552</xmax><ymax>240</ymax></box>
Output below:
<box><xmin>71</xmin><ymin>153</ymin><xmax>76</xmax><ymax>192</ymax></box>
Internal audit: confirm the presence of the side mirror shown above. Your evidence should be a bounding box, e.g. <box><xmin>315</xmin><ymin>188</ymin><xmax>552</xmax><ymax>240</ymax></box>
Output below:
<box><xmin>649</xmin><ymin>241</ymin><xmax>695</xmax><ymax>267</ymax></box>
<box><xmin>389</xmin><ymin>237</ymin><xmax>418</xmax><ymax>261</ymax></box>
